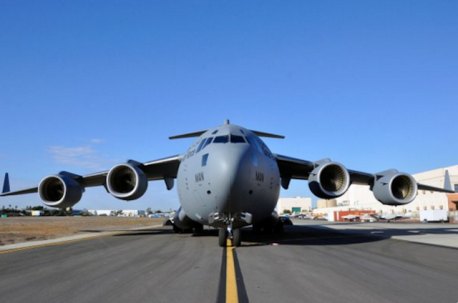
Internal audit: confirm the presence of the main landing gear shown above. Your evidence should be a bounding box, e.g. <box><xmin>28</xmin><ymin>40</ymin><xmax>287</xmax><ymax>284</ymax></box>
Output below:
<box><xmin>219</xmin><ymin>227</ymin><xmax>241</xmax><ymax>247</ymax></box>
<box><xmin>173</xmin><ymin>223</ymin><xmax>204</xmax><ymax>234</ymax></box>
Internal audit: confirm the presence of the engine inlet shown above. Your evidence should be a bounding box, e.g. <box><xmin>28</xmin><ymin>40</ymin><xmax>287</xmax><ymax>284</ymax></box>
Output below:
<box><xmin>392</xmin><ymin>175</ymin><xmax>414</xmax><ymax>200</ymax></box>
<box><xmin>109</xmin><ymin>166</ymin><xmax>137</xmax><ymax>193</ymax></box>
<box><xmin>321</xmin><ymin>165</ymin><xmax>347</xmax><ymax>192</ymax></box>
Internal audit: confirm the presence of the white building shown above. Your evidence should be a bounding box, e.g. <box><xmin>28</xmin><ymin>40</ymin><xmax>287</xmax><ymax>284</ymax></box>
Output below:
<box><xmin>89</xmin><ymin>210</ymin><xmax>112</xmax><ymax>216</ymax></box>
<box><xmin>315</xmin><ymin>165</ymin><xmax>458</xmax><ymax>216</ymax></box>
<box><xmin>277</xmin><ymin>197</ymin><xmax>312</xmax><ymax>214</ymax></box>
<box><xmin>88</xmin><ymin>209</ymin><xmax>145</xmax><ymax>216</ymax></box>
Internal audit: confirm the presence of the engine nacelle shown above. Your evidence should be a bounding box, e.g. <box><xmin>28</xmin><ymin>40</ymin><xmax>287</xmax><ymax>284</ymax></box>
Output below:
<box><xmin>39</xmin><ymin>175</ymin><xmax>83</xmax><ymax>208</ymax></box>
<box><xmin>372</xmin><ymin>170</ymin><xmax>417</xmax><ymax>205</ymax></box>
<box><xmin>106</xmin><ymin>163</ymin><xmax>148</xmax><ymax>200</ymax></box>
<box><xmin>308</xmin><ymin>161</ymin><xmax>350</xmax><ymax>199</ymax></box>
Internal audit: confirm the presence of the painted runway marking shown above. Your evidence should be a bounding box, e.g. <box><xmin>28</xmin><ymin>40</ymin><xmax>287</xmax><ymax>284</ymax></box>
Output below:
<box><xmin>0</xmin><ymin>231</ymin><xmax>128</xmax><ymax>254</ymax></box>
<box><xmin>226</xmin><ymin>241</ymin><xmax>238</xmax><ymax>303</ymax></box>
<box><xmin>217</xmin><ymin>240</ymin><xmax>249</xmax><ymax>303</ymax></box>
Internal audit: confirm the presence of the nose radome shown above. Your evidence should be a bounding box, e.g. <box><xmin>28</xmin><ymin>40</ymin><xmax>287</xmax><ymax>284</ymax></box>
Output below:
<box><xmin>214</xmin><ymin>145</ymin><xmax>252</xmax><ymax>212</ymax></box>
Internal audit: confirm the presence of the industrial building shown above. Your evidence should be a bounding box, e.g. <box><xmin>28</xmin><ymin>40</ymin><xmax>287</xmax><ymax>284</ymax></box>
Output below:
<box><xmin>314</xmin><ymin>165</ymin><xmax>458</xmax><ymax>218</ymax></box>
<box><xmin>277</xmin><ymin>197</ymin><xmax>312</xmax><ymax>214</ymax></box>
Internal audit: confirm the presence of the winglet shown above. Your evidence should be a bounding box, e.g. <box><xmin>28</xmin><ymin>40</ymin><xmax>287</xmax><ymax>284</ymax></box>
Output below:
<box><xmin>444</xmin><ymin>170</ymin><xmax>453</xmax><ymax>192</ymax></box>
<box><xmin>2</xmin><ymin>173</ymin><xmax>10</xmax><ymax>194</ymax></box>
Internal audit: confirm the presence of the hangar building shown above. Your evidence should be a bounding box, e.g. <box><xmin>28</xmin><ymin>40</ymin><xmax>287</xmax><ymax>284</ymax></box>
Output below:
<box><xmin>277</xmin><ymin>197</ymin><xmax>312</xmax><ymax>214</ymax></box>
<box><xmin>314</xmin><ymin>165</ymin><xmax>458</xmax><ymax>217</ymax></box>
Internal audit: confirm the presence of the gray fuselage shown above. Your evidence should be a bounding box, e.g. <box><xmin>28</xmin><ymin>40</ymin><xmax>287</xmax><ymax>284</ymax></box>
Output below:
<box><xmin>176</xmin><ymin>124</ymin><xmax>280</xmax><ymax>229</ymax></box>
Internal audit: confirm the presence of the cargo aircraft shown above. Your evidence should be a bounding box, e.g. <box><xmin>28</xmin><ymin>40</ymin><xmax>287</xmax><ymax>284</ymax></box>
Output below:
<box><xmin>1</xmin><ymin>120</ymin><xmax>455</xmax><ymax>246</ymax></box>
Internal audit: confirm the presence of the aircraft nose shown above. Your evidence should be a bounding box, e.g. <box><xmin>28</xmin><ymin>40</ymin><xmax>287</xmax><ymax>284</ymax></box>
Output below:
<box><xmin>213</xmin><ymin>145</ymin><xmax>253</xmax><ymax>213</ymax></box>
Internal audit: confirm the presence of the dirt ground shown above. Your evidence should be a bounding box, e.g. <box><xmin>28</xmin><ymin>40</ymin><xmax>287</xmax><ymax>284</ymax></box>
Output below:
<box><xmin>0</xmin><ymin>216</ymin><xmax>165</xmax><ymax>246</ymax></box>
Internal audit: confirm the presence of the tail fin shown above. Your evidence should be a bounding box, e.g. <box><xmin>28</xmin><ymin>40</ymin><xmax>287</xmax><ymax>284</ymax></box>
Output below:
<box><xmin>2</xmin><ymin>173</ymin><xmax>10</xmax><ymax>194</ymax></box>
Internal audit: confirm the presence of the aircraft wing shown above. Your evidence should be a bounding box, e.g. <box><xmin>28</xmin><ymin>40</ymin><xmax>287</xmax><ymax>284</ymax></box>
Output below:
<box><xmin>274</xmin><ymin>154</ymin><xmax>455</xmax><ymax>201</ymax></box>
<box><xmin>274</xmin><ymin>154</ymin><xmax>314</xmax><ymax>180</ymax></box>
<box><xmin>274</xmin><ymin>154</ymin><xmax>374</xmax><ymax>185</ymax></box>
<box><xmin>142</xmin><ymin>155</ymin><xmax>182</xmax><ymax>180</ymax></box>
<box><xmin>0</xmin><ymin>187</ymin><xmax>39</xmax><ymax>196</ymax></box>
<box><xmin>1</xmin><ymin>155</ymin><xmax>182</xmax><ymax>198</ymax></box>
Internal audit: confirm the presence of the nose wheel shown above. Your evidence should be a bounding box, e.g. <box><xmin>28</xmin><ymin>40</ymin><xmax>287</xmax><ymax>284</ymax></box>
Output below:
<box><xmin>218</xmin><ymin>227</ymin><xmax>241</xmax><ymax>247</ymax></box>
<box><xmin>232</xmin><ymin>228</ymin><xmax>241</xmax><ymax>247</ymax></box>
<box><xmin>218</xmin><ymin>228</ymin><xmax>228</xmax><ymax>247</ymax></box>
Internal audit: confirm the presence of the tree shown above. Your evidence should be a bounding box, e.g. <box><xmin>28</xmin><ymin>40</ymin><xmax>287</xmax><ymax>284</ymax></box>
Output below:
<box><xmin>111</xmin><ymin>210</ymin><xmax>124</xmax><ymax>216</ymax></box>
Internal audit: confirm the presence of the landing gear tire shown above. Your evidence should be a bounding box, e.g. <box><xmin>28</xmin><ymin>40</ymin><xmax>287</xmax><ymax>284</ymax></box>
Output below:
<box><xmin>219</xmin><ymin>228</ymin><xmax>227</xmax><ymax>247</ymax></box>
<box><xmin>173</xmin><ymin>224</ymin><xmax>181</xmax><ymax>233</ymax></box>
<box><xmin>232</xmin><ymin>228</ymin><xmax>241</xmax><ymax>247</ymax></box>
<box><xmin>194</xmin><ymin>224</ymin><xmax>204</xmax><ymax>234</ymax></box>
<box><xmin>274</xmin><ymin>222</ymin><xmax>284</xmax><ymax>233</ymax></box>
<box><xmin>252</xmin><ymin>224</ymin><xmax>262</xmax><ymax>234</ymax></box>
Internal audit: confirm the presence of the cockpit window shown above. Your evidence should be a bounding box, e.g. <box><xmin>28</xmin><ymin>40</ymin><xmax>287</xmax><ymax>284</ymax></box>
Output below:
<box><xmin>246</xmin><ymin>136</ymin><xmax>273</xmax><ymax>158</ymax></box>
<box><xmin>202</xmin><ymin>137</ymin><xmax>213</xmax><ymax>149</ymax></box>
<box><xmin>213</xmin><ymin>135</ymin><xmax>229</xmax><ymax>143</ymax></box>
<box><xmin>212</xmin><ymin>130</ymin><xmax>218</xmax><ymax>135</ymax></box>
<box><xmin>196</xmin><ymin>139</ymin><xmax>206</xmax><ymax>153</ymax></box>
<box><xmin>230</xmin><ymin>135</ymin><xmax>246</xmax><ymax>143</ymax></box>
<box><xmin>246</xmin><ymin>136</ymin><xmax>260</xmax><ymax>151</ymax></box>
<box><xmin>202</xmin><ymin>153</ymin><xmax>209</xmax><ymax>166</ymax></box>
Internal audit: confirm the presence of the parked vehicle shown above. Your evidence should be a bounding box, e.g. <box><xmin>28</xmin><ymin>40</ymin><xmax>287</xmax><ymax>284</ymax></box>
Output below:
<box><xmin>420</xmin><ymin>210</ymin><xmax>448</xmax><ymax>223</ymax></box>
<box><xmin>360</xmin><ymin>214</ymin><xmax>377</xmax><ymax>222</ymax></box>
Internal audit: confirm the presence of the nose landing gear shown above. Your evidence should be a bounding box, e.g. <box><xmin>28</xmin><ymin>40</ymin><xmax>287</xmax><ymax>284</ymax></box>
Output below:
<box><xmin>232</xmin><ymin>228</ymin><xmax>241</xmax><ymax>247</ymax></box>
<box><xmin>218</xmin><ymin>227</ymin><xmax>241</xmax><ymax>247</ymax></box>
<box><xmin>218</xmin><ymin>227</ymin><xmax>228</xmax><ymax>247</ymax></box>
<box><xmin>211</xmin><ymin>212</ymin><xmax>251</xmax><ymax>247</ymax></box>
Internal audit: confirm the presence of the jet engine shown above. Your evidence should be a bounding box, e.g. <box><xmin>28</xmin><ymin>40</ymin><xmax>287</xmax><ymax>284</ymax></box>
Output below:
<box><xmin>308</xmin><ymin>160</ymin><xmax>350</xmax><ymax>199</ymax></box>
<box><xmin>39</xmin><ymin>174</ymin><xmax>83</xmax><ymax>208</ymax></box>
<box><xmin>106</xmin><ymin>163</ymin><xmax>148</xmax><ymax>200</ymax></box>
<box><xmin>372</xmin><ymin>170</ymin><xmax>417</xmax><ymax>205</ymax></box>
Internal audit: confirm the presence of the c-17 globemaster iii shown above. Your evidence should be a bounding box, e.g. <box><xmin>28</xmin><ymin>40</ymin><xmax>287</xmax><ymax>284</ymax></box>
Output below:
<box><xmin>1</xmin><ymin>120</ymin><xmax>455</xmax><ymax>247</ymax></box>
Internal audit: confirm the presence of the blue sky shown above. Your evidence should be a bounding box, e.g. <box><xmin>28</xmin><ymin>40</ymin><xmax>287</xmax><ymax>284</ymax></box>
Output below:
<box><xmin>1</xmin><ymin>1</ymin><xmax>457</xmax><ymax>211</ymax></box>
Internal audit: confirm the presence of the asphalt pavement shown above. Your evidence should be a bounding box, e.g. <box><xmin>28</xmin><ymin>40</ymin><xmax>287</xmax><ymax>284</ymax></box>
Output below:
<box><xmin>1</xmin><ymin>220</ymin><xmax>458</xmax><ymax>303</ymax></box>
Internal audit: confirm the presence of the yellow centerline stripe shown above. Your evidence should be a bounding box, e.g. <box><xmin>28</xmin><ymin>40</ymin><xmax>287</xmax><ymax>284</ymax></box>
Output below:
<box><xmin>226</xmin><ymin>239</ymin><xmax>239</xmax><ymax>303</ymax></box>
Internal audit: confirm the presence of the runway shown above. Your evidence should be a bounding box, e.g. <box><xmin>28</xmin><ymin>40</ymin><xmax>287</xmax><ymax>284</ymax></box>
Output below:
<box><xmin>1</xmin><ymin>221</ymin><xmax>458</xmax><ymax>303</ymax></box>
